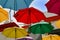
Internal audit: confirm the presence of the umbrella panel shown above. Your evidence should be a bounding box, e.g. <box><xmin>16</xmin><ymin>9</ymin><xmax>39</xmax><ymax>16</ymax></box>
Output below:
<box><xmin>14</xmin><ymin>7</ymin><xmax>46</xmax><ymax>24</ymax></box>
<box><xmin>2</xmin><ymin>27</ymin><xmax>28</xmax><ymax>38</ymax></box>
<box><xmin>28</xmin><ymin>23</ymin><xmax>54</xmax><ymax>34</ymax></box>
<box><xmin>0</xmin><ymin>22</ymin><xmax>18</xmax><ymax>32</ymax></box>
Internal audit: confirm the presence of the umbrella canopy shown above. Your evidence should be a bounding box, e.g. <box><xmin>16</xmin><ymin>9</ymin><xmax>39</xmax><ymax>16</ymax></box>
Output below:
<box><xmin>55</xmin><ymin>20</ymin><xmax>60</xmax><ymax>28</ymax></box>
<box><xmin>28</xmin><ymin>22</ymin><xmax>54</xmax><ymax>34</ymax></box>
<box><xmin>2</xmin><ymin>27</ymin><xmax>28</xmax><ymax>38</ymax></box>
<box><xmin>14</xmin><ymin>7</ymin><xmax>46</xmax><ymax>24</ymax></box>
<box><xmin>48</xmin><ymin>29</ymin><xmax>60</xmax><ymax>35</ymax></box>
<box><xmin>0</xmin><ymin>22</ymin><xmax>18</xmax><ymax>32</ymax></box>
<box><xmin>22</xmin><ymin>26</ymin><xmax>29</xmax><ymax>29</ymax></box>
<box><xmin>45</xmin><ymin>0</ymin><xmax>60</xmax><ymax>15</ymax></box>
<box><xmin>45</xmin><ymin>16</ymin><xmax>60</xmax><ymax>22</ymax></box>
<box><xmin>0</xmin><ymin>7</ymin><xmax>9</xmax><ymax>22</ymax></box>
<box><xmin>0</xmin><ymin>0</ymin><xmax>33</xmax><ymax>11</ymax></box>
<box><xmin>17</xmin><ymin>38</ymin><xmax>33</xmax><ymax>40</ymax></box>
<box><xmin>42</xmin><ymin>35</ymin><xmax>60</xmax><ymax>40</ymax></box>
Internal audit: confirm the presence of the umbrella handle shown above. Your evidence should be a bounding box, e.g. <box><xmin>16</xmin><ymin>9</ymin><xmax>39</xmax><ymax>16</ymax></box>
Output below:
<box><xmin>36</xmin><ymin>34</ymin><xmax>42</xmax><ymax>40</ymax></box>
<box><xmin>9</xmin><ymin>9</ymin><xmax>12</xmax><ymax>22</ymax></box>
<box><xmin>50</xmin><ymin>35</ymin><xmax>52</xmax><ymax>40</ymax></box>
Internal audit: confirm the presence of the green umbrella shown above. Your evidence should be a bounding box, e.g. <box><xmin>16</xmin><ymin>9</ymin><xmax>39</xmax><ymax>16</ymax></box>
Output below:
<box><xmin>28</xmin><ymin>21</ymin><xmax>54</xmax><ymax>40</ymax></box>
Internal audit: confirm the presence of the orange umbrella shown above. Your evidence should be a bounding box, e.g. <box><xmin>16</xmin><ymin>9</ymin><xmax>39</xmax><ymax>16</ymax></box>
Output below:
<box><xmin>42</xmin><ymin>35</ymin><xmax>60</xmax><ymax>40</ymax></box>
<box><xmin>0</xmin><ymin>8</ymin><xmax>9</xmax><ymax>22</ymax></box>
<box><xmin>55</xmin><ymin>20</ymin><xmax>60</xmax><ymax>28</ymax></box>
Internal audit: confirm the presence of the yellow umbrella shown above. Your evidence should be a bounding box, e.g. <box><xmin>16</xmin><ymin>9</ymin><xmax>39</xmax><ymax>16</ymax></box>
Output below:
<box><xmin>0</xmin><ymin>8</ymin><xmax>9</xmax><ymax>22</ymax></box>
<box><xmin>55</xmin><ymin>20</ymin><xmax>60</xmax><ymax>28</ymax></box>
<box><xmin>42</xmin><ymin>35</ymin><xmax>60</xmax><ymax>40</ymax></box>
<box><xmin>2</xmin><ymin>27</ymin><xmax>28</xmax><ymax>38</ymax></box>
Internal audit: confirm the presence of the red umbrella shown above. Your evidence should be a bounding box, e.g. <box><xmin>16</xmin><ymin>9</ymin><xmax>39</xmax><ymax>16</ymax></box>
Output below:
<box><xmin>22</xmin><ymin>16</ymin><xmax>60</xmax><ymax>29</ymax></box>
<box><xmin>45</xmin><ymin>0</ymin><xmax>60</xmax><ymax>15</ymax></box>
<box><xmin>45</xmin><ymin>16</ymin><xmax>60</xmax><ymax>22</ymax></box>
<box><xmin>0</xmin><ymin>22</ymin><xmax>18</xmax><ymax>32</ymax></box>
<box><xmin>14</xmin><ymin>7</ymin><xmax>46</xmax><ymax>24</ymax></box>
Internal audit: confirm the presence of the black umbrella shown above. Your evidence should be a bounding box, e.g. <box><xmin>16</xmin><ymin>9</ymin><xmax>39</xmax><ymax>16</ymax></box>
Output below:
<box><xmin>48</xmin><ymin>29</ymin><xmax>60</xmax><ymax>35</ymax></box>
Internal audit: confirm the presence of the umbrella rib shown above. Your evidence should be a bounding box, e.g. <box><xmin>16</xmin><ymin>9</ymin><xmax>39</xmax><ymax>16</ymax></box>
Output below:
<box><xmin>46</xmin><ymin>24</ymin><xmax>53</xmax><ymax>32</ymax></box>
<box><xmin>32</xmin><ymin>13</ymin><xmax>41</xmax><ymax>22</ymax></box>
<box><xmin>23</xmin><ymin>0</ymin><xmax>28</xmax><ymax>7</ymax></box>
<box><xmin>2</xmin><ymin>0</ymin><xmax>8</xmax><ymax>7</ymax></box>
<box><xmin>14</xmin><ymin>0</ymin><xmax>16</xmax><ymax>15</ymax></box>
<box><xmin>52</xmin><ymin>36</ymin><xmax>59</xmax><ymax>40</ymax></box>
<box><xmin>40</xmin><ymin>24</ymin><xmax>45</xmax><ymax>34</ymax></box>
<box><xmin>16</xmin><ymin>12</ymin><xmax>26</xmax><ymax>20</ymax></box>
<box><xmin>33</xmin><ymin>26</ymin><xmax>38</xmax><ymax>34</ymax></box>
<box><xmin>15</xmin><ymin>28</ymin><xmax>16</xmax><ymax>40</ymax></box>
<box><xmin>50</xmin><ymin>35</ymin><xmax>52</xmax><ymax>40</ymax></box>
<box><xmin>14</xmin><ymin>0</ymin><xmax>17</xmax><ymax>11</ymax></box>
<box><xmin>0</xmin><ymin>11</ymin><xmax>8</xmax><ymax>18</ymax></box>
<box><xmin>17</xmin><ymin>29</ymin><xmax>27</xmax><ymax>36</ymax></box>
<box><xmin>4</xmin><ymin>29</ymin><xmax>14</xmax><ymax>37</ymax></box>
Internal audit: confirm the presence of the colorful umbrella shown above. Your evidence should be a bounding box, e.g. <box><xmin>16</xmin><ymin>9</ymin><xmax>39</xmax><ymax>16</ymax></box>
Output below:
<box><xmin>28</xmin><ymin>21</ymin><xmax>54</xmax><ymax>40</ymax></box>
<box><xmin>0</xmin><ymin>22</ymin><xmax>18</xmax><ymax>32</ymax></box>
<box><xmin>17</xmin><ymin>38</ymin><xmax>33</xmax><ymax>40</ymax></box>
<box><xmin>55</xmin><ymin>20</ymin><xmax>60</xmax><ymax>28</ymax></box>
<box><xmin>14</xmin><ymin>7</ymin><xmax>46</xmax><ymax>24</ymax></box>
<box><xmin>2</xmin><ymin>27</ymin><xmax>28</xmax><ymax>38</ymax></box>
<box><xmin>0</xmin><ymin>0</ymin><xmax>33</xmax><ymax>11</ymax></box>
<box><xmin>22</xmin><ymin>16</ymin><xmax>60</xmax><ymax>29</ymax></box>
<box><xmin>48</xmin><ymin>29</ymin><xmax>60</xmax><ymax>35</ymax></box>
<box><xmin>45</xmin><ymin>0</ymin><xmax>57</xmax><ymax>11</ymax></box>
<box><xmin>0</xmin><ymin>7</ymin><xmax>9</xmax><ymax>22</ymax></box>
<box><xmin>45</xmin><ymin>0</ymin><xmax>60</xmax><ymax>15</ymax></box>
<box><xmin>42</xmin><ymin>35</ymin><xmax>60</xmax><ymax>40</ymax></box>
<box><xmin>45</xmin><ymin>16</ymin><xmax>60</xmax><ymax>22</ymax></box>
<box><xmin>28</xmin><ymin>22</ymin><xmax>54</xmax><ymax>34</ymax></box>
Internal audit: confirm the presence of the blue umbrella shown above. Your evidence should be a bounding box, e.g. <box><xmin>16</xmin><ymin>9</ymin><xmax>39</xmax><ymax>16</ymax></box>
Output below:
<box><xmin>0</xmin><ymin>0</ymin><xmax>33</xmax><ymax>11</ymax></box>
<box><xmin>0</xmin><ymin>0</ymin><xmax>33</xmax><ymax>22</ymax></box>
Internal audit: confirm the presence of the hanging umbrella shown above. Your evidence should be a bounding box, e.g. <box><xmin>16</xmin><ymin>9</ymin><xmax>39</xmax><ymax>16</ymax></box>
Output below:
<box><xmin>22</xmin><ymin>16</ymin><xmax>60</xmax><ymax>29</ymax></box>
<box><xmin>42</xmin><ymin>35</ymin><xmax>60</xmax><ymax>40</ymax></box>
<box><xmin>45</xmin><ymin>16</ymin><xmax>60</xmax><ymax>22</ymax></box>
<box><xmin>0</xmin><ymin>7</ymin><xmax>9</xmax><ymax>22</ymax></box>
<box><xmin>0</xmin><ymin>0</ymin><xmax>33</xmax><ymax>22</ymax></box>
<box><xmin>17</xmin><ymin>38</ymin><xmax>33</xmax><ymax>40</ymax></box>
<box><xmin>48</xmin><ymin>29</ymin><xmax>60</xmax><ymax>35</ymax></box>
<box><xmin>45</xmin><ymin>0</ymin><xmax>60</xmax><ymax>15</ymax></box>
<box><xmin>14</xmin><ymin>7</ymin><xmax>46</xmax><ymax>24</ymax></box>
<box><xmin>28</xmin><ymin>22</ymin><xmax>54</xmax><ymax>34</ymax></box>
<box><xmin>0</xmin><ymin>0</ymin><xmax>33</xmax><ymax>11</ymax></box>
<box><xmin>0</xmin><ymin>22</ymin><xmax>18</xmax><ymax>32</ymax></box>
<box><xmin>55</xmin><ymin>20</ymin><xmax>60</xmax><ymax>28</ymax></box>
<box><xmin>2</xmin><ymin>27</ymin><xmax>28</xmax><ymax>38</ymax></box>
<box><xmin>45</xmin><ymin>0</ymin><xmax>57</xmax><ymax>11</ymax></box>
<box><xmin>28</xmin><ymin>21</ymin><xmax>54</xmax><ymax>40</ymax></box>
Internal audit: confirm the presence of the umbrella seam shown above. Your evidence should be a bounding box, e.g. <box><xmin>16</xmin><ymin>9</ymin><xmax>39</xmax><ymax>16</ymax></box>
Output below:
<box><xmin>23</xmin><ymin>0</ymin><xmax>28</xmax><ymax>7</ymax></box>
<box><xmin>32</xmin><ymin>12</ymin><xmax>40</xmax><ymax>22</ymax></box>
<box><xmin>52</xmin><ymin>36</ymin><xmax>60</xmax><ymax>40</ymax></box>
<box><xmin>17</xmin><ymin>29</ymin><xmax>27</xmax><ymax>36</ymax></box>
<box><xmin>2</xmin><ymin>0</ymin><xmax>8</xmax><ymax>7</ymax></box>
<box><xmin>2</xmin><ymin>28</ymin><xmax>14</xmax><ymax>38</ymax></box>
